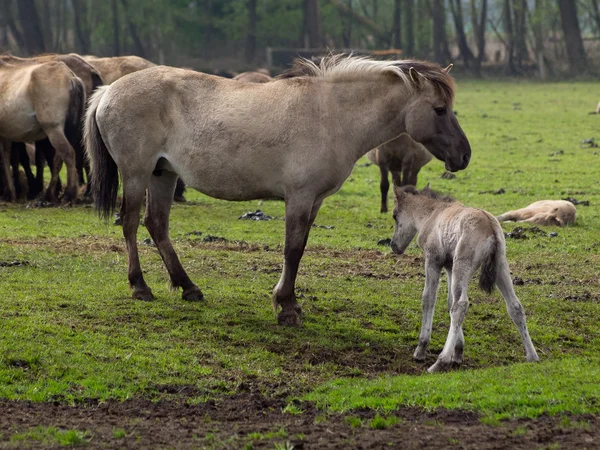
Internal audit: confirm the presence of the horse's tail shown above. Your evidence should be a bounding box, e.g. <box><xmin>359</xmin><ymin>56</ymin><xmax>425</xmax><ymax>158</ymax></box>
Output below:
<box><xmin>90</xmin><ymin>68</ymin><xmax>104</xmax><ymax>93</ymax></box>
<box><xmin>479</xmin><ymin>234</ymin><xmax>500</xmax><ymax>294</ymax></box>
<box><xmin>84</xmin><ymin>85</ymin><xmax>119</xmax><ymax>219</ymax></box>
<box><xmin>64</xmin><ymin>76</ymin><xmax>86</xmax><ymax>149</ymax></box>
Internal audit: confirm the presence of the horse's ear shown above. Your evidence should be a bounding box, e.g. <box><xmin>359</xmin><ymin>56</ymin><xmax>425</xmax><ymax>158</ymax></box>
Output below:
<box><xmin>442</xmin><ymin>63</ymin><xmax>453</xmax><ymax>74</ymax></box>
<box><xmin>409</xmin><ymin>67</ymin><xmax>424</xmax><ymax>89</ymax></box>
<box><xmin>421</xmin><ymin>183</ymin><xmax>432</xmax><ymax>195</ymax></box>
<box><xmin>393</xmin><ymin>185</ymin><xmax>403</xmax><ymax>197</ymax></box>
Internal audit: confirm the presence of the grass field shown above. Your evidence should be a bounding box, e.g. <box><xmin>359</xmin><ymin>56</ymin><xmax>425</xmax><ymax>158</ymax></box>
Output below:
<box><xmin>1</xmin><ymin>80</ymin><xmax>599</xmax><ymax>448</ymax></box>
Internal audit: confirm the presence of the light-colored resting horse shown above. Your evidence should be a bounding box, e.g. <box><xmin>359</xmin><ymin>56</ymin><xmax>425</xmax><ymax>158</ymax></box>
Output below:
<box><xmin>233</xmin><ymin>71</ymin><xmax>273</xmax><ymax>83</ymax></box>
<box><xmin>390</xmin><ymin>185</ymin><xmax>540</xmax><ymax>372</ymax></box>
<box><xmin>82</xmin><ymin>55</ymin><xmax>155</xmax><ymax>85</ymax></box>
<box><xmin>497</xmin><ymin>200</ymin><xmax>576</xmax><ymax>226</ymax></box>
<box><xmin>367</xmin><ymin>133</ymin><xmax>432</xmax><ymax>213</ymax></box>
<box><xmin>0</xmin><ymin>58</ymin><xmax>85</xmax><ymax>202</ymax></box>
<box><xmin>85</xmin><ymin>54</ymin><xmax>471</xmax><ymax>326</ymax></box>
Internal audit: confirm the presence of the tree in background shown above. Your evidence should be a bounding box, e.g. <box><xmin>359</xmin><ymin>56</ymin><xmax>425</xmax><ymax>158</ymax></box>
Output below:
<box><xmin>558</xmin><ymin>0</ymin><xmax>588</xmax><ymax>74</ymax></box>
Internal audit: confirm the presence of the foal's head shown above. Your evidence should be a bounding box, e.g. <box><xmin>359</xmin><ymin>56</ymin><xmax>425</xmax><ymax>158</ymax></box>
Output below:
<box><xmin>396</xmin><ymin>62</ymin><xmax>471</xmax><ymax>172</ymax></box>
<box><xmin>390</xmin><ymin>185</ymin><xmax>454</xmax><ymax>255</ymax></box>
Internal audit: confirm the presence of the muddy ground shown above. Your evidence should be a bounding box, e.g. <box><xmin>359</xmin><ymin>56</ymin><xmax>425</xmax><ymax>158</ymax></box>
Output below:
<box><xmin>1</xmin><ymin>394</ymin><xmax>598</xmax><ymax>449</ymax></box>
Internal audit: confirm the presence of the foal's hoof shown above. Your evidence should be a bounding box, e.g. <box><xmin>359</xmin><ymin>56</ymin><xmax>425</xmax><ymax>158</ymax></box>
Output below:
<box><xmin>277</xmin><ymin>309</ymin><xmax>302</xmax><ymax>327</ymax></box>
<box><xmin>132</xmin><ymin>289</ymin><xmax>155</xmax><ymax>302</ymax></box>
<box><xmin>427</xmin><ymin>358</ymin><xmax>460</xmax><ymax>373</ymax></box>
<box><xmin>413</xmin><ymin>348</ymin><xmax>427</xmax><ymax>362</ymax></box>
<box><xmin>182</xmin><ymin>286</ymin><xmax>204</xmax><ymax>302</ymax></box>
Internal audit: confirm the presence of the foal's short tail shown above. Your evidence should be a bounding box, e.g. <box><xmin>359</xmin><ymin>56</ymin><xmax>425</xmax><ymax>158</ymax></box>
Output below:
<box><xmin>84</xmin><ymin>85</ymin><xmax>119</xmax><ymax>219</ymax></box>
<box><xmin>479</xmin><ymin>235</ymin><xmax>500</xmax><ymax>294</ymax></box>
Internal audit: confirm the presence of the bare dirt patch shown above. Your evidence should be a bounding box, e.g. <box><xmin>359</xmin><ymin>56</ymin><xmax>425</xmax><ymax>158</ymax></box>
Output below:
<box><xmin>0</xmin><ymin>396</ymin><xmax>597</xmax><ymax>449</ymax></box>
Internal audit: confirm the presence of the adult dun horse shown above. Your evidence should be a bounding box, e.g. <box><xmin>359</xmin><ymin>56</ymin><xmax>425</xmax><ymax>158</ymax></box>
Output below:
<box><xmin>85</xmin><ymin>55</ymin><xmax>471</xmax><ymax>326</ymax></box>
<box><xmin>0</xmin><ymin>59</ymin><xmax>85</xmax><ymax>202</ymax></box>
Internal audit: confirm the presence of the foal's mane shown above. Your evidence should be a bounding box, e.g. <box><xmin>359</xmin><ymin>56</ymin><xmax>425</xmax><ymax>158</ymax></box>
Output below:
<box><xmin>278</xmin><ymin>54</ymin><xmax>455</xmax><ymax>103</ymax></box>
<box><xmin>401</xmin><ymin>185</ymin><xmax>455</xmax><ymax>203</ymax></box>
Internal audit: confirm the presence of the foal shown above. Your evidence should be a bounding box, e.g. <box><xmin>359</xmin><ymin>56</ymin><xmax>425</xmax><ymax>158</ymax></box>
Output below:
<box><xmin>390</xmin><ymin>185</ymin><xmax>539</xmax><ymax>372</ymax></box>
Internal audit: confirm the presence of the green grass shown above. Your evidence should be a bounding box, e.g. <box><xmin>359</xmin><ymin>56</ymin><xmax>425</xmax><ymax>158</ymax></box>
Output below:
<box><xmin>9</xmin><ymin>426</ymin><xmax>89</xmax><ymax>446</ymax></box>
<box><xmin>1</xmin><ymin>81</ymin><xmax>599</xmax><ymax>424</ymax></box>
<box><xmin>305</xmin><ymin>356</ymin><xmax>600</xmax><ymax>420</ymax></box>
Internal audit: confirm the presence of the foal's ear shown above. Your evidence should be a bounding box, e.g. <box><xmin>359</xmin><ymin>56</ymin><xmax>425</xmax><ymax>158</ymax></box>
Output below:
<box><xmin>409</xmin><ymin>67</ymin><xmax>425</xmax><ymax>89</ymax></box>
<box><xmin>421</xmin><ymin>182</ymin><xmax>432</xmax><ymax>194</ymax></box>
<box><xmin>442</xmin><ymin>63</ymin><xmax>453</xmax><ymax>74</ymax></box>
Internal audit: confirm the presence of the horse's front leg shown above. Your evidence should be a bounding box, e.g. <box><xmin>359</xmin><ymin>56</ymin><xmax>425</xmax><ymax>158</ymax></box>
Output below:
<box><xmin>273</xmin><ymin>197</ymin><xmax>321</xmax><ymax>326</ymax></box>
<box><xmin>414</xmin><ymin>260</ymin><xmax>441</xmax><ymax>361</ymax></box>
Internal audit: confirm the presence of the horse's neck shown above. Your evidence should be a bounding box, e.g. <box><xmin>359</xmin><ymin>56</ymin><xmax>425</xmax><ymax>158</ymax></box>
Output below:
<box><xmin>315</xmin><ymin>78</ymin><xmax>411</xmax><ymax>162</ymax></box>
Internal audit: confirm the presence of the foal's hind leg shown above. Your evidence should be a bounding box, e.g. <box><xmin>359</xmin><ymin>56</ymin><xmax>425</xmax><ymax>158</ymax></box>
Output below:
<box><xmin>428</xmin><ymin>263</ymin><xmax>475</xmax><ymax>373</ymax></box>
<box><xmin>445</xmin><ymin>267</ymin><xmax>465</xmax><ymax>364</ymax></box>
<box><xmin>495</xmin><ymin>260</ymin><xmax>540</xmax><ymax>362</ymax></box>
<box><xmin>121</xmin><ymin>178</ymin><xmax>154</xmax><ymax>301</ymax></box>
<box><xmin>414</xmin><ymin>260</ymin><xmax>442</xmax><ymax>361</ymax></box>
<box><xmin>145</xmin><ymin>171</ymin><xmax>203</xmax><ymax>301</ymax></box>
<box><xmin>273</xmin><ymin>196</ymin><xmax>320</xmax><ymax>326</ymax></box>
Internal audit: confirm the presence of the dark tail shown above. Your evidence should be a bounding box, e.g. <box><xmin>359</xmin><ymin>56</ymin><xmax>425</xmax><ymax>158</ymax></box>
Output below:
<box><xmin>64</xmin><ymin>76</ymin><xmax>86</xmax><ymax>149</ymax></box>
<box><xmin>479</xmin><ymin>236</ymin><xmax>499</xmax><ymax>294</ymax></box>
<box><xmin>90</xmin><ymin>69</ymin><xmax>104</xmax><ymax>93</ymax></box>
<box><xmin>84</xmin><ymin>86</ymin><xmax>119</xmax><ymax>219</ymax></box>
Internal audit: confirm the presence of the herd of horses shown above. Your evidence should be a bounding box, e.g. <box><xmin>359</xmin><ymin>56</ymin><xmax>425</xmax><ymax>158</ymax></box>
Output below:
<box><xmin>1</xmin><ymin>51</ymin><xmax>546</xmax><ymax>371</ymax></box>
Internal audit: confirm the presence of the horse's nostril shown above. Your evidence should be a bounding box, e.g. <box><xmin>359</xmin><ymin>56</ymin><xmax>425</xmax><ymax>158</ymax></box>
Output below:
<box><xmin>462</xmin><ymin>153</ymin><xmax>471</xmax><ymax>165</ymax></box>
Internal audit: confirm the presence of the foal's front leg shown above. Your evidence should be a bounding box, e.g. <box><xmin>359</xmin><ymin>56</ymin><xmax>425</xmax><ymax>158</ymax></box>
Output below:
<box><xmin>414</xmin><ymin>260</ymin><xmax>442</xmax><ymax>361</ymax></box>
<box><xmin>272</xmin><ymin>196</ymin><xmax>319</xmax><ymax>326</ymax></box>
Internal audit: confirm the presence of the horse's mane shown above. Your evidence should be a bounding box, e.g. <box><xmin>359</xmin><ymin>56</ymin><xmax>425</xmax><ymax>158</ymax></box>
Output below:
<box><xmin>278</xmin><ymin>54</ymin><xmax>455</xmax><ymax>103</ymax></box>
<box><xmin>401</xmin><ymin>185</ymin><xmax>455</xmax><ymax>203</ymax></box>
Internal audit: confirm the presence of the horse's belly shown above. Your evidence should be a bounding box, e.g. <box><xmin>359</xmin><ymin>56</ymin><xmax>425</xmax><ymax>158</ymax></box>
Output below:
<box><xmin>0</xmin><ymin>108</ymin><xmax>44</xmax><ymax>142</ymax></box>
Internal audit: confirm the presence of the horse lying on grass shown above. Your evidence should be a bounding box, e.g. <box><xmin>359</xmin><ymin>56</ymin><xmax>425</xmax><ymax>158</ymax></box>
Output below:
<box><xmin>367</xmin><ymin>133</ymin><xmax>432</xmax><ymax>213</ymax></box>
<box><xmin>85</xmin><ymin>54</ymin><xmax>471</xmax><ymax>326</ymax></box>
<box><xmin>390</xmin><ymin>185</ymin><xmax>540</xmax><ymax>372</ymax></box>
<box><xmin>497</xmin><ymin>200</ymin><xmax>576</xmax><ymax>226</ymax></box>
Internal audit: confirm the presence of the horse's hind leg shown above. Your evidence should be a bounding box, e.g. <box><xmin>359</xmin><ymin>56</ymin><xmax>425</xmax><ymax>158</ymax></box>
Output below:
<box><xmin>273</xmin><ymin>195</ymin><xmax>320</xmax><ymax>326</ymax></box>
<box><xmin>428</xmin><ymin>263</ymin><xmax>474</xmax><ymax>373</ymax></box>
<box><xmin>121</xmin><ymin>177</ymin><xmax>154</xmax><ymax>301</ymax></box>
<box><xmin>17</xmin><ymin>144</ymin><xmax>36</xmax><ymax>199</ymax></box>
<box><xmin>495</xmin><ymin>260</ymin><xmax>540</xmax><ymax>362</ymax></box>
<box><xmin>42</xmin><ymin>127</ymin><xmax>79</xmax><ymax>203</ymax></box>
<box><xmin>145</xmin><ymin>171</ymin><xmax>203</xmax><ymax>301</ymax></box>
<box><xmin>414</xmin><ymin>260</ymin><xmax>442</xmax><ymax>361</ymax></box>
<box><xmin>379</xmin><ymin>166</ymin><xmax>390</xmax><ymax>213</ymax></box>
<box><xmin>445</xmin><ymin>266</ymin><xmax>465</xmax><ymax>363</ymax></box>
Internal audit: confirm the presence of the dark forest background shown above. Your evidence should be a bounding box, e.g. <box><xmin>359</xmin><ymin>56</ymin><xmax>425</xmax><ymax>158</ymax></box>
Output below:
<box><xmin>0</xmin><ymin>0</ymin><xmax>598</xmax><ymax>77</ymax></box>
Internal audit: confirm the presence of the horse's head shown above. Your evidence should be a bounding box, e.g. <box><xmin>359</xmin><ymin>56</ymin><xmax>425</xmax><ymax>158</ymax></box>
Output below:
<box><xmin>401</xmin><ymin>64</ymin><xmax>471</xmax><ymax>172</ymax></box>
<box><xmin>389</xmin><ymin>186</ymin><xmax>420</xmax><ymax>255</ymax></box>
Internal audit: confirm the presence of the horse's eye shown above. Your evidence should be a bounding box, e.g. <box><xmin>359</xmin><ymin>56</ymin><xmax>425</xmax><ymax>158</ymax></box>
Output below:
<box><xmin>434</xmin><ymin>106</ymin><xmax>447</xmax><ymax>116</ymax></box>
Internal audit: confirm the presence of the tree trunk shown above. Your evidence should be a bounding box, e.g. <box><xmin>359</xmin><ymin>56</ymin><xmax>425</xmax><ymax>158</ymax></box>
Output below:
<box><xmin>330</xmin><ymin>0</ymin><xmax>389</xmax><ymax>44</ymax></box>
<box><xmin>448</xmin><ymin>0</ymin><xmax>474</xmax><ymax>67</ymax></box>
<box><xmin>120</xmin><ymin>0</ymin><xmax>146</xmax><ymax>58</ymax></box>
<box><xmin>558</xmin><ymin>0</ymin><xmax>588</xmax><ymax>74</ymax></box>
<box><xmin>531</xmin><ymin>0</ymin><xmax>549</xmax><ymax>79</ymax></box>
<box><xmin>71</xmin><ymin>0</ymin><xmax>90</xmax><ymax>54</ymax></box>
<box><xmin>432</xmin><ymin>0</ymin><xmax>445</xmax><ymax>64</ymax></box>
<box><xmin>303</xmin><ymin>0</ymin><xmax>322</xmax><ymax>48</ymax></box>
<box><xmin>15</xmin><ymin>0</ymin><xmax>46</xmax><ymax>54</ymax></box>
<box><xmin>245</xmin><ymin>0</ymin><xmax>257</xmax><ymax>62</ymax></box>
<box><xmin>470</xmin><ymin>0</ymin><xmax>487</xmax><ymax>74</ymax></box>
<box><xmin>590</xmin><ymin>0</ymin><xmax>600</xmax><ymax>37</ymax></box>
<box><xmin>503</xmin><ymin>0</ymin><xmax>517</xmax><ymax>74</ymax></box>
<box><xmin>405</xmin><ymin>0</ymin><xmax>414</xmax><ymax>56</ymax></box>
<box><xmin>393</xmin><ymin>0</ymin><xmax>402</xmax><ymax>49</ymax></box>
<box><xmin>112</xmin><ymin>0</ymin><xmax>120</xmax><ymax>56</ymax></box>
<box><xmin>339</xmin><ymin>0</ymin><xmax>353</xmax><ymax>48</ymax></box>
<box><xmin>513</xmin><ymin>0</ymin><xmax>528</xmax><ymax>69</ymax></box>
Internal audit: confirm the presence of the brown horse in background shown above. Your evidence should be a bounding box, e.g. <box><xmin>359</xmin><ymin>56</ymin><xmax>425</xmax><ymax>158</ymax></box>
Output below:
<box><xmin>367</xmin><ymin>133</ymin><xmax>432</xmax><ymax>213</ymax></box>
<box><xmin>82</xmin><ymin>55</ymin><xmax>155</xmax><ymax>84</ymax></box>
<box><xmin>0</xmin><ymin>58</ymin><xmax>85</xmax><ymax>202</ymax></box>
<box><xmin>0</xmin><ymin>53</ymin><xmax>103</xmax><ymax>199</ymax></box>
<box><xmin>85</xmin><ymin>55</ymin><xmax>471</xmax><ymax>326</ymax></box>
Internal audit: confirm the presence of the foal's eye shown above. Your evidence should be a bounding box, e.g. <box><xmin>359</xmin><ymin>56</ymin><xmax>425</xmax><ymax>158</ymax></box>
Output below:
<box><xmin>434</xmin><ymin>106</ymin><xmax>447</xmax><ymax>116</ymax></box>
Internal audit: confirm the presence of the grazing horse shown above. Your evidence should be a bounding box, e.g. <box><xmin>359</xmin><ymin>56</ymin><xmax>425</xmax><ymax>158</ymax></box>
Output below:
<box><xmin>367</xmin><ymin>133</ymin><xmax>432</xmax><ymax>213</ymax></box>
<box><xmin>497</xmin><ymin>200</ymin><xmax>576</xmax><ymax>226</ymax></box>
<box><xmin>0</xmin><ymin>59</ymin><xmax>85</xmax><ymax>202</ymax></box>
<box><xmin>233</xmin><ymin>71</ymin><xmax>273</xmax><ymax>83</ymax></box>
<box><xmin>390</xmin><ymin>185</ymin><xmax>540</xmax><ymax>372</ymax></box>
<box><xmin>85</xmin><ymin>55</ymin><xmax>471</xmax><ymax>326</ymax></box>
<box><xmin>82</xmin><ymin>55</ymin><xmax>155</xmax><ymax>85</ymax></box>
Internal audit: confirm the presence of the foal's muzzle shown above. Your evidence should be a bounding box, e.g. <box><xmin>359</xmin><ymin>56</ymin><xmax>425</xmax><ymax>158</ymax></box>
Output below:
<box><xmin>390</xmin><ymin>240</ymin><xmax>403</xmax><ymax>255</ymax></box>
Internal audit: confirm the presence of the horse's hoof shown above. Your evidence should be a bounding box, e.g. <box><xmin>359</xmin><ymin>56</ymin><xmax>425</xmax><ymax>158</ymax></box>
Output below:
<box><xmin>277</xmin><ymin>309</ymin><xmax>302</xmax><ymax>327</ymax></box>
<box><xmin>182</xmin><ymin>286</ymin><xmax>204</xmax><ymax>302</ymax></box>
<box><xmin>413</xmin><ymin>351</ymin><xmax>427</xmax><ymax>362</ymax></box>
<box><xmin>132</xmin><ymin>289</ymin><xmax>155</xmax><ymax>301</ymax></box>
<box><xmin>173</xmin><ymin>195</ymin><xmax>187</xmax><ymax>203</ymax></box>
<box><xmin>427</xmin><ymin>358</ymin><xmax>450</xmax><ymax>373</ymax></box>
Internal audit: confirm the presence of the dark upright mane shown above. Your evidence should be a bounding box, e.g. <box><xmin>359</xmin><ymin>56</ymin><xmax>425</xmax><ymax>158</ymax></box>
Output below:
<box><xmin>399</xmin><ymin>185</ymin><xmax>455</xmax><ymax>203</ymax></box>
